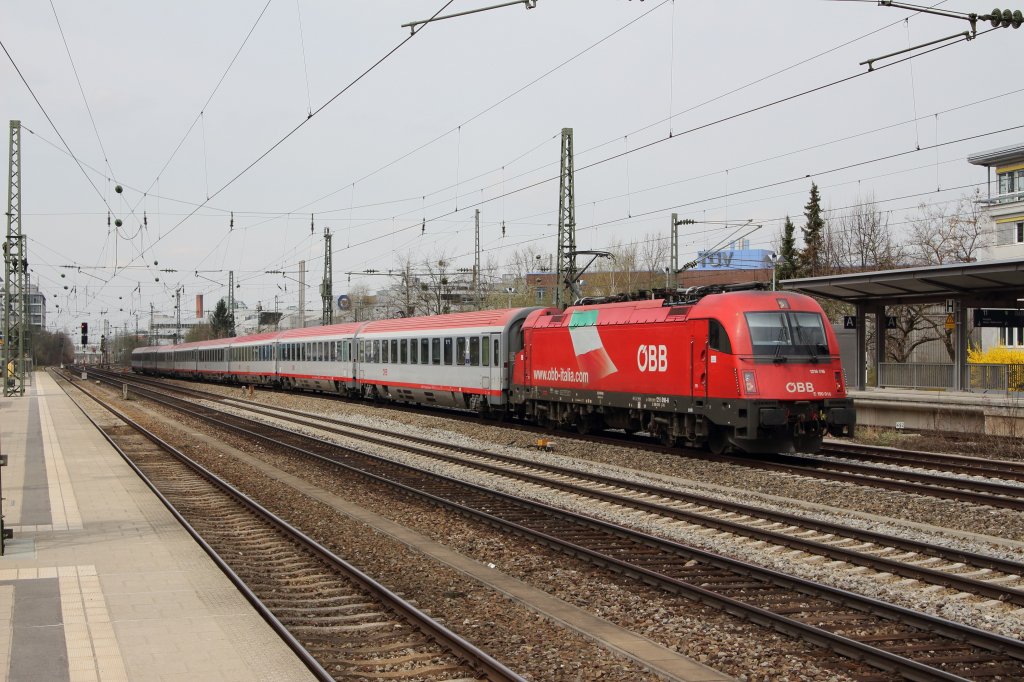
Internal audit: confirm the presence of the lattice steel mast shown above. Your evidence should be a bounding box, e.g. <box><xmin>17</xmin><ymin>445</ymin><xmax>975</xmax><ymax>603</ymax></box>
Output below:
<box><xmin>228</xmin><ymin>270</ymin><xmax>236</xmax><ymax>337</ymax></box>
<box><xmin>4</xmin><ymin>120</ymin><xmax>27</xmax><ymax>397</ymax></box>
<box><xmin>556</xmin><ymin>127</ymin><xmax>577</xmax><ymax>308</ymax></box>
<box><xmin>321</xmin><ymin>227</ymin><xmax>333</xmax><ymax>325</ymax></box>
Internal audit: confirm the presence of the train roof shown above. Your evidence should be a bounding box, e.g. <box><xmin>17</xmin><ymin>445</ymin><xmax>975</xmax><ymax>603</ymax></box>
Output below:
<box><xmin>527</xmin><ymin>290</ymin><xmax>822</xmax><ymax>329</ymax></box>
<box><xmin>276</xmin><ymin>322</ymin><xmax>365</xmax><ymax>340</ymax></box>
<box><xmin>359</xmin><ymin>307</ymin><xmax>542</xmax><ymax>334</ymax></box>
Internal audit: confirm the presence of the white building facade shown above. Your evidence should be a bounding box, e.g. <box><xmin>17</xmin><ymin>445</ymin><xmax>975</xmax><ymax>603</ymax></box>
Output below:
<box><xmin>968</xmin><ymin>144</ymin><xmax>1024</xmax><ymax>349</ymax></box>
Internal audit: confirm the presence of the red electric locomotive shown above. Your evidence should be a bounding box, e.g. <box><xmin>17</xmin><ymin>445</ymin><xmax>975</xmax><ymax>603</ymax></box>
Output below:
<box><xmin>511</xmin><ymin>283</ymin><xmax>855</xmax><ymax>453</ymax></box>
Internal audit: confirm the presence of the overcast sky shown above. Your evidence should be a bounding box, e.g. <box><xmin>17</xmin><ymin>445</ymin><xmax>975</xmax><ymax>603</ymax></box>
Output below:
<box><xmin>3</xmin><ymin>1</ymin><xmax>1021</xmax><ymax>333</ymax></box>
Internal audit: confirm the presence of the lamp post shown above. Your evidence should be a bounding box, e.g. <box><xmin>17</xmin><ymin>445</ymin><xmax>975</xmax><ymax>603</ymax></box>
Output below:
<box><xmin>505</xmin><ymin>287</ymin><xmax>515</xmax><ymax>308</ymax></box>
<box><xmin>768</xmin><ymin>252</ymin><xmax>779</xmax><ymax>291</ymax></box>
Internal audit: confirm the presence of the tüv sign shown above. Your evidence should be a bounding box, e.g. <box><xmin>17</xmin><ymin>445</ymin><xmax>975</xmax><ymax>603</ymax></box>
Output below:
<box><xmin>694</xmin><ymin>248</ymin><xmax>774</xmax><ymax>271</ymax></box>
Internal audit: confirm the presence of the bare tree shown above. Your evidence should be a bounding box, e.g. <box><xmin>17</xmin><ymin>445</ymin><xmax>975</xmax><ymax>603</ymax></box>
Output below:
<box><xmin>638</xmin><ymin>233</ymin><xmax>669</xmax><ymax>290</ymax></box>
<box><xmin>346</xmin><ymin>283</ymin><xmax>373</xmax><ymax>322</ymax></box>
<box><xmin>832</xmin><ymin>193</ymin><xmax>904</xmax><ymax>270</ymax></box>
<box><xmin>905</xmin><ymin>191</ymin><xmax>986</xmax><ymax>265</ymax></box>
<box><xmin>417</xmin><ymin>253</ymin><xmax>462</xmax><ymax>315</ymax></box>
<box><xmin>377</xmin><ymin>257</ymin><xmax>419</xmax><ymax>318</ymax></box>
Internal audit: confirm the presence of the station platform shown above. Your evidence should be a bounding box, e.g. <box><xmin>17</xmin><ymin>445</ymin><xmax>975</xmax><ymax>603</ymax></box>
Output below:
<box><xmin>850</xmin><ymin>387</ymin><xmax>1024</xmax><ymax>436</ymax></box>
<box><xmin>0</xmin><ymin>373</ymin><xmax>316</xmax><ymax>682</ymax></box>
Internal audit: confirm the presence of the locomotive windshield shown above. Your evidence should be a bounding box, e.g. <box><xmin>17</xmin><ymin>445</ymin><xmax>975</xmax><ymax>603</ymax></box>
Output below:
<box><xmin>745</xmin><ymin>311</ymin><xmax>829</xmax><ymax>359</ymax></box>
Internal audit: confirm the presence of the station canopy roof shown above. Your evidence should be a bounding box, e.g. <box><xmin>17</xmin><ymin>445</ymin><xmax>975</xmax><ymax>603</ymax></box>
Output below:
<box><xmin>780</xmin><ymin>258</ymin><xmax>1024</xmax><ymax>308</ymax></box>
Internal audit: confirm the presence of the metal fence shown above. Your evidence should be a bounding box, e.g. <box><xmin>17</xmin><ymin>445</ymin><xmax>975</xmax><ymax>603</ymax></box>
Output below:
<box><xmin>878</xmin><ymin>362</ymin><xmax>1024</xmax><ymax>393</ymax></box>
<box><xmin>879</xmin><ymin>363</ymin><xmax>954</xmax><ymax>390</ymax></box>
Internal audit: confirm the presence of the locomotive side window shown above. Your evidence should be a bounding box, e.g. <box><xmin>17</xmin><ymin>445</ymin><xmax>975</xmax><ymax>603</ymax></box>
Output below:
<box><xmin>469</xmin><ymin>337</ymin><xmax>479</xmax><ymax>366</ymax></box>
<box><xmin>456</xmin><ymin>337</ymin><xmax>467</xmax><ymax>365</ymax></box>
<box><xmin>708</xmin><ymin>320</ymin><xmax>732</xmax><ymax>353</ymax></box>
<box><xmin>431</xmin><ymin>338</ymin><xmax>441</xmax><ymax>365</ymax></box>
<box><xmin>443</xmin><ymin>338</ymin><xmax>453</xmax><ymax>365</ymax></box>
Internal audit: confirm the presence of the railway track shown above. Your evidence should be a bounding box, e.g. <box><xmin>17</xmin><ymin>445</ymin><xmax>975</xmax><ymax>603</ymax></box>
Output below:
<box><xmin>820</xmin><ymin>442</ymin><xmax>1024</xmax><ymax>484</ymax></box>
<box><xmin>88</xmin><ymin>367</ymin><xmax>1024</xmax><ymax>512</ymax></box>
<box><xmin>83</xmin><ymin>370</ymin><xmax>1024</xmax><ymax>603</ymax></box>
<box><xmin>54</xmin><ymin>370</ymin><xmax>523</xmax><ymax>682</ymax></box>
<box><xmin>76</xmin><ymin>368</ymin><xmax>1024</xmax><ymax>681</ymax></box>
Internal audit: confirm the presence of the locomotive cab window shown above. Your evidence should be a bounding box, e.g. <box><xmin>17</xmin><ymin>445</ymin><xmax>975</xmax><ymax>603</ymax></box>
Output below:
<box><xmin>745</xmin><ymin>311</ymin><xmax>829</xmax><ymax>358</ymax></box>
<box><xmin>708</xmin><ymin>319</ymin><xmax>732</xmax><ymax>353</ymax></box>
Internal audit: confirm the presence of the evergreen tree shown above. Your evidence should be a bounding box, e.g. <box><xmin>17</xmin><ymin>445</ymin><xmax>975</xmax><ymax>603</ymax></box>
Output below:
<box><xmin>209</xmin><ymin>299</ymin><xmax>233</xmax><ymax>338</ymax></box>
<box><xmin>777</xmin><ymin>215</ymin><xmax>799</xmax><ymax>281</ymax></box>
<box><xmin>799</xmin><ymin>182</ymin><xmax>825</xmax><ymax>277</ymax></box>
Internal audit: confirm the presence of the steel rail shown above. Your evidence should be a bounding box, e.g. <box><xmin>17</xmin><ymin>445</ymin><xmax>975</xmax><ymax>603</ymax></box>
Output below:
<box><xmin>54</xmin><ymin>369</ymin><xmax>525</xmax><ymax>682</ymax></box>
<box><xmin>821</xmin><ymin>441</ymin><xmax>1024</xmax><ymax>482</ymax></box>
<box><xmin>94</xmin><ymin>372</ymin><xmax>1024</xmax><ymax>681</ymax></box>
<box><xmin>90</xmin><ymin>369</ymin><xmax>1024</xmax><ymax>582</ymax></box>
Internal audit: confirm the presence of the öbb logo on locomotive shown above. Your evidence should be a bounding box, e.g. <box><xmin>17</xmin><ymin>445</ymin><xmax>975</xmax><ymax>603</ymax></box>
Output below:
<box><xmin>785</xmin><ymin>381</ymin><xmax>815</xmax><ymax>393</ymax></box>
<box><xmin>637</xmin><ymin>344</ymin><xmax>668</xmax><ymax>373</ymax></box>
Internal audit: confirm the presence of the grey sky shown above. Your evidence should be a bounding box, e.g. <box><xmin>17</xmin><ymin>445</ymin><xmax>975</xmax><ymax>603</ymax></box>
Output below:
<box><xmin>2</xmin><ymin>1</ymin><xmax>1020</xmax><ymax>333</ymax></box>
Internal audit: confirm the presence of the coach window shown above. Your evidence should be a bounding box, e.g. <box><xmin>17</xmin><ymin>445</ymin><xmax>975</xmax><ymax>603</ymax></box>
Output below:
<box><xmin>443</xmin><ymin>337</ymin><xmax>453</xmax><ymax>365</ymax></box>
<box><xmin>456</xmin><ymin>337</ymin><xmax>467</xmax><ymax>365</ymax></box>
<box><xmin>481</xmin><ymin>336</ymin><xmax>489</xmax><ymax>367</ymax></box>
<box><xmin>400</xmin><ymin>339</ymin><xmax>408</xmax><ymax>364</ymax></box>
<box><xmin>493</xmin><ymin>338</ymin><xmax>500</xmax><ymax>366</ymax></box>
<box><xmin>469</xmin><ymin>337</ymin><xmax>480</xmax><ymax>366</ymax></box>
<box><xmin>382</xmin><ymin>339</ymin><xmax>390</xmax><ymax>364</ymax></box>
<box><xmin>390</xmin><ymin>340</ymin><xmax>398</xmax><ymax>363</ymax></box>
<box><xmin>708</xmin><ymin>319</ymin><xmax>733</xmax><ymax>353</ymax></box>
<box><xmin>431</xmin><ymin>338</ymin><xmax>441</xmax><ymax>365</ymax></box>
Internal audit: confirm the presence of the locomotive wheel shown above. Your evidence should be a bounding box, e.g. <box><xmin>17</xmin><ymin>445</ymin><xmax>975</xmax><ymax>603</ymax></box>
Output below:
<box><xmin>707</xmin><ymin>426</ymin><xmax>729</xmax><ymax>455</ymax></box>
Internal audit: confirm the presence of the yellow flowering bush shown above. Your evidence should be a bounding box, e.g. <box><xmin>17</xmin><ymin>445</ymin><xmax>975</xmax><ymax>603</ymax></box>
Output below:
<box><xmin>968</xmin><ymin>345</ymin><xmax>1024</xmax><ymax>391</ymax></box>
<box><xmin>967</xmin><ymin>345</ymin><xmax>1024</xmax><ymax>364</ymax></box>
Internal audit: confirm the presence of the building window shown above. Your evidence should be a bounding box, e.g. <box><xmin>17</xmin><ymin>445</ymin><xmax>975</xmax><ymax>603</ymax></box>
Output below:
<box><xmin>998</xmin><ymin>169</ymin><xmax>1024</xmax><ymax>203</ymax></box>
<box><xmin>1017</xmin><ymin>221</ymin><xmax>1024</xmax><ymax>244</ymax></box>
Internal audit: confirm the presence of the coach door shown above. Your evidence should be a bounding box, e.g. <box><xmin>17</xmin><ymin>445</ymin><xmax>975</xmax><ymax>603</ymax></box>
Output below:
<box><xmin>689</xmin><ymin>319</ymin><xmax>709</xmax><ymax>404</ymax></box>
<box><xmin>486</xmin><ymin>333</ymin><xmax>501</xmax><ymax>401</ymax></box>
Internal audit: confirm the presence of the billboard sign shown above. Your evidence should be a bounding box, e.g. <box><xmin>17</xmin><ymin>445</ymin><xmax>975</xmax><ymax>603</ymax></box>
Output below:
<box><xmin>694</xmin><ymin>248</ymin><xmax>774</xmax><ymax>271</ymax></box>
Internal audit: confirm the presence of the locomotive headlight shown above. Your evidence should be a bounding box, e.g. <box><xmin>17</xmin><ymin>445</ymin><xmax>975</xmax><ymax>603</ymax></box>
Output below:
<box><xmin>742</xmin><ymin>370</ymin><xmax>758</xmax><ymax>394</ymax></box>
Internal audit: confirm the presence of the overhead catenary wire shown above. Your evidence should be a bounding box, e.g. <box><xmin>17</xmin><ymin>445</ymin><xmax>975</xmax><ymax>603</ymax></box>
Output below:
<box><xmin>17</xmin><ymin>1</ymin><xmax>1012</xmax><ymax>326</ymax></box>
<box><xmin>117</xmin><ymin>0</ymin><xmax>457</xmax><ymax>283</ymax></box>
<box><xmin>48</xmin><ymin>0</ymin><xmax>115</xmax><ymax>182</ymax></box>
